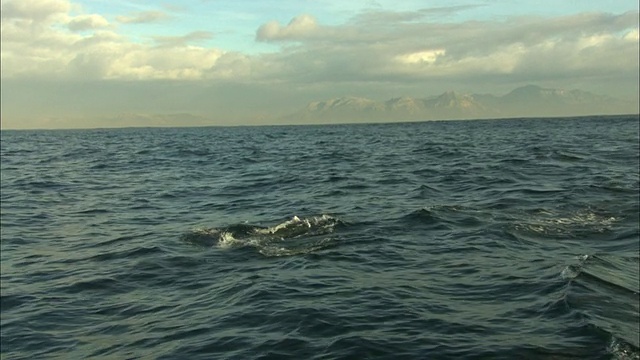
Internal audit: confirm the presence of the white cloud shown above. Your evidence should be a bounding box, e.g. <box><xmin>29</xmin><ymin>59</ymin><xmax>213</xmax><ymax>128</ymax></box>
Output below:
<box><xmin>1</xmin><ymin>1</ymin><xmax>225</xmax><ymax>80</ymax></box>
<box><xmin>396</xmin><ymin>49</ymin><xmax>446</xmax><ymax>64</ymax></box>
<box><xmin>1</xmin><ymin>0</ymin><xmax>70</xmax><ymax>21</ymax></box>
<box><xmin>256</xmin><ymin>14</ymin><xmax>319</xmax><ymax>41</ymax></box>
<box><xmin>623</xmin><ymin>29</ymin><xmax>639</xmax><ymax>41</ymax></box>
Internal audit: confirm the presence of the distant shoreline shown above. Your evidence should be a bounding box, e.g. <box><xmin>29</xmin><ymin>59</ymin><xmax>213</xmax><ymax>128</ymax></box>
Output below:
<box><xmin>1</xmin><ymin>113</ymin><xmax>638</xmax><ymax>132</ymax></box>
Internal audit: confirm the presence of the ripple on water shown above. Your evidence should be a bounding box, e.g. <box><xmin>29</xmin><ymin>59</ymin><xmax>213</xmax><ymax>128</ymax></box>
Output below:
<box><xmin>1</xmin><ymin>116</ymin><xmax>638</xmax><ymax>359</ymax></box>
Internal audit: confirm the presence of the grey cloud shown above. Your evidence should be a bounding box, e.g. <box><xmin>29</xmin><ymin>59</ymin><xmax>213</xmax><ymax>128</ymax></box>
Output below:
<box><xmin>152</xmin><ymin>31</ymin><xmax>213</xmax><ymax>47</ymax></box>
<box><xmin>205</xmin><ymin>52</ymin><xmax>253</xmax><ymax>79</ymax></box>
<box><xmin>116</xmin><ymin>10</ymin><xmax>170</xmax><ymax>24</ymax></box>
<box><xmin>351</xmin><ymin>4</ymin><xmax>484</xmax><ymax>25</ymax></box>
<box><xmin>419</xmin><ymin>4</ymin><xmax>485</xmax><ymax>15</ymax></box>
<box><xmin>68</xmin><ymin>14</ymin><xmax>109</xmax><ymax>32</ymax></box>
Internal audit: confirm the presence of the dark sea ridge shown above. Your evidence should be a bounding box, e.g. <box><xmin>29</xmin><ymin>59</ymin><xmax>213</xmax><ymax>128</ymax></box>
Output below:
<box><xmin>1</xmin><ymin>115</ymin><xmax>639</xmax><ymax>359</ymax></box>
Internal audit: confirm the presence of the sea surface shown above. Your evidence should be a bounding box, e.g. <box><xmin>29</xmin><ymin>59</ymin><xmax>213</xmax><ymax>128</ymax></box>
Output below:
<box><xmin>1</xmin><ymin>115</ymin><xmax>639</xmax><ymax>359</ymax></box>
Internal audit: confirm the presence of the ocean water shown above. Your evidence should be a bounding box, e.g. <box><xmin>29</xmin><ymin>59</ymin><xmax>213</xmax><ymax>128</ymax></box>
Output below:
<box><xmin>1</xmin><ymin>115</ymin><xmax>638</xmax><ymax>359</ymax></box>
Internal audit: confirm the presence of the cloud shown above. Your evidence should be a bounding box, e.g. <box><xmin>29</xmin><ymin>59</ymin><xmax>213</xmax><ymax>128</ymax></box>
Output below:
<box><xmin>624</xmin><ymin>28</ymin><xmax>639</xmax><ymax>41</ymax></box>
<box><xmin>62</xmin><ymin>40</ymin><xmax>224</xmax><ymax>80</ymax></box>
<box><xmin>256</xmin><ymin>14</ymin><xmax>319</xmax><ymax>41</ymax></box>
<box><xmin>396</xmin><ymin>49</ymin><xmax>446</xmax><ymax>64</ymax></box>
<box><xmin>153</xmin><ymin>31</ymin><xmax>213</xmax><ymax>47</ymax></box>
<box><xmin>1</xmin><ymin>0</ymin><xmax>70</xmax><ymax>21</ymax></box>
<box><xmin>352</xmin><ymin>4</ymin><xmax>484</xmax><ymax>25</ymax></box>
<box><xmin>250</xmin><ymin>10</ymin><xmax>639</xmax><ymax>88</ymax></box>
<box><xmin>68</xmin><ymin>14</ymin><xmax>109</xmax><ymax>31</ymax></box>
<box><xmin>1</xmin><ymin>0</ymin><xmax>637</xmax><ymax>106</ymax></box>
<box><xmin>116</xmin><ymin>10</ymin><xmax>170</xmax><ymax>24</ymax></box>
<box><xmin>1</xmin><ymin>1</ymin><xmax>224</xmax><ymax>80</ymax></box>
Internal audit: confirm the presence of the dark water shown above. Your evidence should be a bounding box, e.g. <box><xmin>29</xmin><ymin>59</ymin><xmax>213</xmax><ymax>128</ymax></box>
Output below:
<box><xmin>1</xmin><ymin>115</ymin><xmax>639</xmax><ymax>359</ymax></box>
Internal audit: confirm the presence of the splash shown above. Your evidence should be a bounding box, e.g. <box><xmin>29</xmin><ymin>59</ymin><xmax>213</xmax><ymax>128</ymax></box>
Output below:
<box><xmin>182</xmin><ymin>214</ymin><xmax>343</xmax><ymax>257</ymax></box>
<box><xmin>561</xmin><ymin>254</ymin><xmax>590</xmax><ymax>280</ymax></box>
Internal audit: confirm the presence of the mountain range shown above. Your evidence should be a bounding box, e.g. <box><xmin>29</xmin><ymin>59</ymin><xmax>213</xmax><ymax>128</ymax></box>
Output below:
<box><xmin>282</xmin><ymin>85</ymin><xmax>637</xmax><ymax>123</ymax></box>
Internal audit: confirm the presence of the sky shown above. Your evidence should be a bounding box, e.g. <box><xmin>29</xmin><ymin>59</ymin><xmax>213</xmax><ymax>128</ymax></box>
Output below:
<box><xmin>1</xmin><ymin>0</ymin><xmax>638</xmax><ymax>129</ymax></box>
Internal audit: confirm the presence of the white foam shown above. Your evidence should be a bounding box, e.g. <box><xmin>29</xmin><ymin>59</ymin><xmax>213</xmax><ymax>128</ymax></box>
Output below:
<box><xmin>550</xmin><ymin>212</ymin><xmax>616</xmax><ymax>227</ymax></box>
<box><xmin>256</xmin><ymin>214</ymin><xmax>338</xmax><ymax>237</ymax></box>
<box><xmin>217</xmin><ymin>231</ymin><xmax>240</xmax><ymax>248</ymax></box>
<box><xmin>516</xmin><ymin>209</ymin><xmax>617</xmax><ymax>236</ymax></box>
<box><xmin>264</xmin><ymin>215</ymin><xmax>308</xmax><ymax>234</ymax></box>
<box><xmin>561</xmin><ymin>265</ymin><xmax>579</xmax><ymax>280</ymax></box>
<box><xmin>560</xmin><ymin>255</ymin><xmax>591</xmax><ymax>279</ymax></box>
<box><xmin>608</xmin><ymin>337</ymin><xmax>639</xmax><ymax>360</ymax></box>
<box><xmin>197</xmin><ymin>214</ymin><xmax>341</xmax><ymax>255</ymax></box>
<box><xmin>577</xmin><ymin>254</ymin><xmax>589</xmax><ymax>261</ymax></box>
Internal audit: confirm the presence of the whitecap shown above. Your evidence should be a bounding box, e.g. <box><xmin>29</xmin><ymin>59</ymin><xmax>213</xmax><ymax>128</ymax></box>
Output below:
<box><xmin>184</xmin><ymin>214</ymin><xmax>343</xmax><ymax>256</ymax></box>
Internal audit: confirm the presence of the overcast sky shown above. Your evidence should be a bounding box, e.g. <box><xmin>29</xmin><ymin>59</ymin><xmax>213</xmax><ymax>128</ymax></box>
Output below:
<box><xmin>1</xmin><ymin>0</ymin><xmax>638</xmax><ymax>129</ymax></box>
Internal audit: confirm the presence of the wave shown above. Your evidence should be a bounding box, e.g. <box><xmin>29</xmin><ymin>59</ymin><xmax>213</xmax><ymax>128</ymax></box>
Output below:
<box><xmin>181</xmin><ymin>214</ymin><xmax>344</xmax><ymax>257</ymax></box>
<box><xmin>513</xmin><ymin>208</ymin><xmax>618</xmax><ymax>238</ymax></box>
<box><xmin>402</xmin><ymin>205</ymin><xmax>487</xmax><ymax>230</ymax></box>
<box><xmin>561</xmin><ymin>254</ymin><xmax>639</xmax><ymax>356</ymax></box>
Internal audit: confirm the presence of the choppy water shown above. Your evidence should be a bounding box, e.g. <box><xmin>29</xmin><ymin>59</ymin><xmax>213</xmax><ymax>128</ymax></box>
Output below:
<box><xmin>1</xmin><ymin>115</ymin><xmax>639</xmax><ymax>359</ymax></box>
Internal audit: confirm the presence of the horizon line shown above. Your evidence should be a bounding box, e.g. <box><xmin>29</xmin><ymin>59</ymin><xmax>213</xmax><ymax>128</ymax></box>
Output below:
<box><xmin>2</xmin><ymin>113</ymin><xmax>638</xmax><ymax>132</ymax></box>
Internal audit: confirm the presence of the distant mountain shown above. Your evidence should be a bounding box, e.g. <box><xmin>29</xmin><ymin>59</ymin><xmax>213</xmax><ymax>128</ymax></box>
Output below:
<box><xmin>283</xmin><ymin>85</ymin><xmax>636</xmax><ymax>123</ymax></box>
<box><xmin>497</xmin><ymin>85</ymin><xmax>625</xmax><ymax>115</ymax></box>
<box><xmin>422</xmin><ymin>91</ymin><xmax>495</xmax><ymax>117</ymax></box>
<box><xmin>304</xmin><ymin>97</ymin><xmax>384</xmax><ymax>114</ymax></box>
